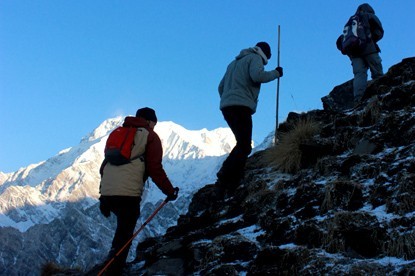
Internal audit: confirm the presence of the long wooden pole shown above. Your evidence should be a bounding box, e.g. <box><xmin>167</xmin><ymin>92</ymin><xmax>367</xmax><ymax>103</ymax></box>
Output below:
<box><xmin>275</xmin><ymin>25</ymin><xmax>281</xmax><ymax>144</ymax></box>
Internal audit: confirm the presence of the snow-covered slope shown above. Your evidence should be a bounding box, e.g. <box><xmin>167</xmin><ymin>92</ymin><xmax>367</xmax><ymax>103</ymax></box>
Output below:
<box><xmin>0</xmin><ymin>117</ymin><xmax>238</xmax><ymax>275</ymax></box>
<box><xmin>0</xmin><ymin>117</ymin><xmax>235</xmax><ymax>232</ymax></box>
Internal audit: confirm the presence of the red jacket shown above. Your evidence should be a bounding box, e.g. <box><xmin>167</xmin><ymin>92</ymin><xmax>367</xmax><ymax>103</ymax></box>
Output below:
<box><xmin>100</xmin><ymin>116</ymin><xmax>174</xmax><ymax>197</ymax></box>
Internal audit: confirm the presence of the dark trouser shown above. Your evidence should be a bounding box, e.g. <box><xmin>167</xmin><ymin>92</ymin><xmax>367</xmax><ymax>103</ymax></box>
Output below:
<box><xmin>217</xmin><ymin>106</ymin><xmax>253</xmax><ymax>191</ymax></box>
<box><xmin>101</xmin><ymin>196</ymin><xmax>141</xmax><ymax>275</ymax></box>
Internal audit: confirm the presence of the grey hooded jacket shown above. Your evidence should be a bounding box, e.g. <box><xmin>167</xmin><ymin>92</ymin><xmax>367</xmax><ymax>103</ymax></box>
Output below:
<box><xmin>354</xmin><ymin>3</ymin><xmax>384</xmax><ymax>57</ymax></box>
<box><xmin>218</xmin><ymin>46</ymin><xmax>279</xmax><ymax>114</ymax></box>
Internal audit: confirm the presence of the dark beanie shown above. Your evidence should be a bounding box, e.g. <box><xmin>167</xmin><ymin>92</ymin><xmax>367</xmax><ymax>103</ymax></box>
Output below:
<box><xmin>256</xmin><ymin>42</ymin><xmax>271</xmax><ymax>59</ymax></box>
<box><xmin>136</xmin><ymin>107</ymin><xmax>157</xmax><ymax>123</ymax></box>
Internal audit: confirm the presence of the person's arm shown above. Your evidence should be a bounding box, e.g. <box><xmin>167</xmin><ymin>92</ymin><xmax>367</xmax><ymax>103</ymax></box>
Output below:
<box><xmin>218</xmin><ymin>75</ymin><xmax>225</xmax><ymax>97</ymax></box>
<box><xmin>369</xmin><ymin>15</ymin><xmax>384</xmax><ymax>42</ymax></box>
<box><xmin>145</xmin><ymin>131</ymin><xmax>175</xmax><ymax>196</ymax></box>
<box><xmin>249</xmin><ymin>56</ymin><xmax>279</xmax><ymax>83</ymax></box>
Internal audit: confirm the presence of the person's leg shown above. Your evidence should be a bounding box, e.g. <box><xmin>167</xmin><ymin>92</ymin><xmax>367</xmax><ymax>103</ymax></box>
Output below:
<box><xmin>351</xmin><ymin>57</ymin><xmax>369</xmax><ymax>102</ymax></box>
<box><xmin>107</xmin><ymin>196</ymin><xmax>141</xmax><ymax>274</ymax></box>
<box><xmin>217</xmin><ymin>106</ymin><xmax>252</xmax><ymax>192</ymax></box>
<box><xmin>366</xmin><ymin>52</ymin><xmax>383</xmax><ymax>79</ymax></box>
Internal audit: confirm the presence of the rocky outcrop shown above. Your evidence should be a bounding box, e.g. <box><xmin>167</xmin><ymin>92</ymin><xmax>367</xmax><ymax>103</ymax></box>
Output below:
<box><xmin>108</xmin><ymin>57</ymin><xmax>415</xmax><ymax>275</ymax></box>
<box><xmin>321</xmin><ymin>79</ymin><xmax>355</xmax><ymax>112</ymax></box>
<box><xmin>321</xmin><ymin>57</ymin><xmax>415</xmax><ymax>112</ymax></box>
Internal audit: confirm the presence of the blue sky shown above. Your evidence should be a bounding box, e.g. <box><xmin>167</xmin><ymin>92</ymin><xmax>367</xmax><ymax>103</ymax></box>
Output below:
<box><xmin>1</xmin><ymin>1</ymin><xmax>414</xmax><ymax>173</ymax></box>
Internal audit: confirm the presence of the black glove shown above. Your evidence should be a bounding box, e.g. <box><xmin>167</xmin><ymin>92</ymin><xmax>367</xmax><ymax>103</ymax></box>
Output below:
<box><xmin>99</xmin><ymin>197</ymin><xmax>111</xmax><ymax>218</ymax></box>
<box><xmin>167</xmin><ymin>187</ymin><xmax>179</xmax><ymax>201</ymax></box>
<box><xmin>276</xmin><ymin>66</ymin><xmax>283</xmax><ymax>77</ymax></box>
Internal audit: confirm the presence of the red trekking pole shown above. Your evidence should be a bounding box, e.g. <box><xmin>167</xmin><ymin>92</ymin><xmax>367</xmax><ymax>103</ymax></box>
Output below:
<box><xmin>98</xmin><ymin>198</ymin><xmax>169</xmax><ymax>276</ymax></box>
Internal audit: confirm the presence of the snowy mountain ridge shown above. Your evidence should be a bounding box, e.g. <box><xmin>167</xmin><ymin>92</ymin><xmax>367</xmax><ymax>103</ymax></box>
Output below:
<box><xmin>0</xmin><ymin>118</ymin><xmax>236</xmax><ymax>232</ymax></box>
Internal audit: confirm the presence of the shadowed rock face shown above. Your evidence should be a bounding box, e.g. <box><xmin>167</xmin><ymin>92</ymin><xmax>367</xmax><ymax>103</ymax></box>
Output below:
<box><xmin>84</xmin><ymin>57</ymin><xmax>415</xmax><ymax>275</ymax></box>
<box><xmin>321</xmin><ymin>79</ymin><xmax>355</xmax><ymax>112</ymax></box>
<box><xmin>322</xmin><ymin>57</ymin><xmax>415</xmax><ymax>113</ymax></box>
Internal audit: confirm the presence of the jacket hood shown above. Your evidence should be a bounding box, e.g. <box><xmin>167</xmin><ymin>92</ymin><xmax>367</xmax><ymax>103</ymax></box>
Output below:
<box><xmin>356</xmin><ymin>3</ymin><xmax>375</xmax><ymax>14</ymax></box>
<box><xmin>235</xmin><ymin>46</ymin><xmax>268</xmax><ymax>65</ymax></box>
<box><xmin>123</xmin><ymin>116</ymin><xmax>151</xmax><ymax>128</ymax></box>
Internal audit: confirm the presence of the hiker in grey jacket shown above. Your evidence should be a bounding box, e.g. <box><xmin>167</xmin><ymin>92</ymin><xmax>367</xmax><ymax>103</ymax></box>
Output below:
<box><xmin>216</xmin><ymin>42</ymin><xmax>283</xmax><ymax>196</ymax></box>
<box><xmin>219</xmin><ymin>44</ymin><xmax>281</xmax><ymax>113</ymax></box>
<box><xmin>340</xmin><ymin>3</ymin><xmax>384</xmax><ymax>103</ymax></box>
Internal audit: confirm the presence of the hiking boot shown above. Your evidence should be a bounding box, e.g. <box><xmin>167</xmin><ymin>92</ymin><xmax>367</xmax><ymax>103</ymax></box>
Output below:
<box><xmin>214</xmin><ymin>181</ymin><xmax>226</xmax><ymax>200</ymax></box>
<box><xmin>105</xmin><ymin>248</ymin><xmax>116</xmax><ymax>260</ymax></box>
<box><xmin>104</xmin><ymin>265</ymin><xmax>125</xmax><ymax>276</ymax></box>
<box><xmin>214</xmin><ymin>177</ymin><xmax>241</xmax><ymax>200</ymax></box>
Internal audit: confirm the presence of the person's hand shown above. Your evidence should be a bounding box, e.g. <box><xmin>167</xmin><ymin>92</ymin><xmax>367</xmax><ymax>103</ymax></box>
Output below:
<box><xmin>167</xmin><ymin>187</ymin><xmax>179</xmax><ymax>201</ymax></box>
<box><xmin>276</xmin><ymin>66</ymin><xmax>283</xmax><ymax>77</ymax></box>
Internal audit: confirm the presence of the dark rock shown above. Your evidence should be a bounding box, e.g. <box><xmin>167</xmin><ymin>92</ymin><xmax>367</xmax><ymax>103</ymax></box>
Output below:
<box><xmin>325</xmin><ymin>212</ymin><xmax>386</xmax><ymax>258</ymax></box>
<box><xmin>321</xmin><ymin>79</ymin><xmax>354</xmax><ymax>112</ymax></box>
<box><xmin>248</xmin><ymin>247</ymin><xmax>310</xmax><ymax>275</ymax></box>
<box><xmin>299</xmin><ymin>142</ymin><xmax>333</xmax><ymax>168</ymax></box>
<box><xmin>115</xmin><ymin>57</ymin><xmax>415</xmax><ymax>276</ymax></box>
<box><xmin>187</xmin><ymin>184</ymin><xmax>220</xmax><ymax>217</ymax></box>
<box><xmin>294</xmin><ymin>221</ymin><xmax>324</xmax><ymax>248</ymax></box>
<box><xmin>206</xmin><ymin>264</ymin><xmax>240</xmax><ymax>276</ymax></box>
<box><xmin>258</xmin><ymin>215</ymin><xmax>294</xmax><ymax>245</ymax></box>
<box><xmin>353</xmin><ymin>138</ymin><xmax>379</xmax><ymax>155</ymax></box>
<box><xmin>220</xmin><ymin>235</ymin><xmax>258</xmax><ymax>262</ymax></box>
<box><xmin>144</xmin><ymin>258</ymin><xmax>185</xmax><ymax>275</ymax></box>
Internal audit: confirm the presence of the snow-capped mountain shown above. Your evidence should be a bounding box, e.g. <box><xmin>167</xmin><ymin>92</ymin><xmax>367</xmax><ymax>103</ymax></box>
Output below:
<box><xmin>0</xmin><ymin>117</ymin><xmax>236</xmax><ymax>275</ymax></box>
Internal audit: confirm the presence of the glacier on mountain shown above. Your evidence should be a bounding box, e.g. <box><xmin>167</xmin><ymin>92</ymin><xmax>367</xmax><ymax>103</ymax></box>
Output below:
<box><xmin>0</xmin><ymin>118</ymin><xmax>236</xmax><ymax>232</ymax></box>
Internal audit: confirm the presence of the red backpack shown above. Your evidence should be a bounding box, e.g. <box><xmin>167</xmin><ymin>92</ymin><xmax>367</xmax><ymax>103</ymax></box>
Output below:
<box><xmin>104</xmin><ymin>127</ymin><xmax>143</xmax><ymax>165</ymax></box>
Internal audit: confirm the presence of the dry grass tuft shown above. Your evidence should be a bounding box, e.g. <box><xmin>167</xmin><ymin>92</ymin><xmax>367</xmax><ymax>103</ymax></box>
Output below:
<box><xmin>241</xmin><ymin>188</ymin><xmax>282</xmax><ymax>219</ymax></box>
<box><xmin>322</xmin><ymin>211</ymin><xmax>383</xmax><ymax>257</ymax></box>
<box><xmin>265</xmin><ymin>118</ymin><xmax>320</xmax><ymax>173</ymax></box>
<box><xmin>323</xmin><ymin>214</ymin><xmax>347</xmax><ymax>254</ymax></box>
<box><xmin>384</xmin><ymin>230</ymin><xmax>415</xmax><ymax>260</ymax></box>
<box><xmin>386</xmin><ymin>175</ymin><xmax>415</xmax><ymax>215</ymax></box>
<box><xmin>358</xmin><ymin>97</ymin><xmax>383</xmax><ymax>126</ymax></box>
<box><xmin>320</xmin><ymin>181</ymin><xmax>363</xmax><ymax>213</ymax></box>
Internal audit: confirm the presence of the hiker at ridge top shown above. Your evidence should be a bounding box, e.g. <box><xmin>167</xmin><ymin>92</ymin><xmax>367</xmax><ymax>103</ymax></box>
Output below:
<box><xmin>216</xmin><ymin>41</ymin><xmax>283</xmax><ymax>196</ymax></box>
<box><xmin>99</xmin><ymin>107</ymin><xmax>179</xmax><ymax>274</ymax></box>
<box><xmin>337</xmin><ymin>3</ymin><xmax>384</xmax><ymax>104</ymax></box>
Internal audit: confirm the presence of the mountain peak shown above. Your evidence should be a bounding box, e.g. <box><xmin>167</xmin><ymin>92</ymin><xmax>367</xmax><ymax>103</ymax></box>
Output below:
<box><xmin>0</xmin><ymin>120</ymin><xmax>236</xmax><ymax>233</ymax></box>
<box><xmin>81</xmin><ymin>116</ymin><xmax>123</xmax><ymax>142</ymax></box>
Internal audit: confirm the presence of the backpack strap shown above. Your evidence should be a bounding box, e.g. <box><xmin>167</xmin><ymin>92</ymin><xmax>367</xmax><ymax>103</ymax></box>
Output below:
<box><xmin>130</xmin><ymin>154</ymin><xmax>145</xmax><ymax>162</ymax></box>
<box><xmin>129</xmin><ymin>128</ymin><xmax>146</xmax><ymax>162</ymax></box>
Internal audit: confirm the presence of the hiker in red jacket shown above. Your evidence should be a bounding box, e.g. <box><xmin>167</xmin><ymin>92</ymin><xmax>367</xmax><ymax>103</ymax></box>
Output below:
<box><xmin>99</xmin><ymin>107</ymin><xmax>179</xmax><ymax>274</ymax></box>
